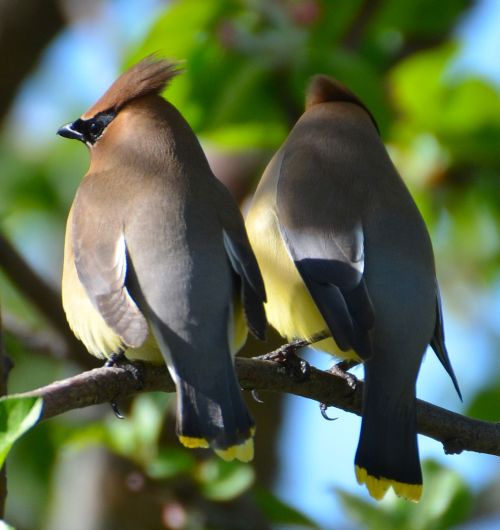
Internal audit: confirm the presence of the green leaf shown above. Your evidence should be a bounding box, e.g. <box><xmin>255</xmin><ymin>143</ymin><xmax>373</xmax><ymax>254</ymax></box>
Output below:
<box><xmin>336</xmin><ymin>489</ymin><xmax>393</xmax><ymax>530</ymax></box>
<box><xmin>147</xmin><ymin>447</ymin><xmax>196</xmax><ymax>479</ymax></box>
<box><xmin>128</xmin><ymin>0</ymin><xmax>224</xmax><ymax>64</ymax></box>
<box><xmin>105</xmin><ymin>393</ymin><xmax>170</xmax><ymax>463</ymax></box>
<box><xmin>336</xmin><ymin>460</ymin><xmax>471</xmax><ymax>530</ymax></box>
<box><xmin>197</xmin><ymin>459</ymin><xmax>255</xmax><ymax>501</ymax></box>
<box><xmin>466</xmin><ymin>383</ymin><xmax>500</xmax><ymax>422</ymax></box>
<box><xmin>0</xmin><ymin>396</ymin><xmax>43</xmax><ymax>467</ymax></box>
<box><xmin>253</xmin><ymin>487</ymin><xmax>320</xmax><ymax>529</ymax></box>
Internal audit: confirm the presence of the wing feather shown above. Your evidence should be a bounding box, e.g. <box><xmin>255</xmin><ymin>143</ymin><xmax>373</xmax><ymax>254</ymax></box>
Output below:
<box><xmin>72</xmin><ymin>194</ymin><xmax>148</xmax><ymax>349</ymax></box>
<box><xmin>276</xmin><ymin>147</ymin><xmax>374</xmax><ymax>358</ymax></box>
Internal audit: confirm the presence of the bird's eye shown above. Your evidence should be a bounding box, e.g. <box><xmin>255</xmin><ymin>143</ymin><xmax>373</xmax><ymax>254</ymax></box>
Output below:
<box><xmin>89</xmin><ymin>122</ymin><xmax>101</xmax><ymax>134</ymax></box>
<box><xmin>88</xmin><ymin>121</ymin><xmax>103</xmax><ymax>139</ymax></box>
<box><xmin>78</xmin><ymin>110</ymin><xmax>115</xmax><ymax>145</ymax></box>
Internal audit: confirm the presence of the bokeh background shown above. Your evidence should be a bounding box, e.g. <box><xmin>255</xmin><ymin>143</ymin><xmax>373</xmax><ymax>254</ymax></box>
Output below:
<box><xmin>1</xmin><ymin>0</ymin><xmax>500</xmax><ymax>529</ymax></box>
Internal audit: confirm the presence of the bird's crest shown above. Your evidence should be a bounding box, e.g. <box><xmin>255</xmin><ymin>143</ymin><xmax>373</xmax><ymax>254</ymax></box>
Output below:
<box><xmin>82</xmin><ymin>55</ymin><xmax>182</xmax><ymax>119</ymax></box>
<box><xmin>306</xmin><ymin>75</ymin><xmax>379</xmax><ymax>132</ymax></box>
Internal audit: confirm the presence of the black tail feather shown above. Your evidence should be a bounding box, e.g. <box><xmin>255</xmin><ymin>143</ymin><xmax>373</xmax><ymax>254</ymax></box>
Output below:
<box><xmin>176</xmin><ymin>370</ymin><xmax>254</xmax><ymax>449</ymax></box>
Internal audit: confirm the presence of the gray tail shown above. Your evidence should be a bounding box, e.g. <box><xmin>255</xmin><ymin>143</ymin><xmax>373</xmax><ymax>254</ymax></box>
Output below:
<box><xmin>354</xmin><ymin>361</ymin><xmax>422</xmax><ymax>501</ymax></box>
<box><xmin>176</xmin><ymin>360</ymin><xmax>255</xmax><ymax>451</ymax></box>
<box><xmin>150</xmin><ymin>319</ymin><xmax>254</xmax><ymax>456</ymax></box>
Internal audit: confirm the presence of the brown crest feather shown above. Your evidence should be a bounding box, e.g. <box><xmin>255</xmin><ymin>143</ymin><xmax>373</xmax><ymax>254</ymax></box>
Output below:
<box><xmin>82</xmin><ymin>55</ymin><xmax>182</xmax><ymax>119</ymax></box>
<box><xmin>306</xmin><ymin>74</ymin><xmax>379</xmax><ymax>133</ymax></box>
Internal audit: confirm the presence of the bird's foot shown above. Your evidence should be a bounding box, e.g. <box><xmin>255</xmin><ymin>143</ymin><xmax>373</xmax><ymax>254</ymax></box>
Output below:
<box><xmin>104</xmin><ymin>351</ymin><xmax>126</xmax><ymax>368</ymax></box>
<box><xmin>318</xmin><ymin>360</ymin><xmax>359</xmax><ymax>420</ymax></box>
<box><xmin>326</xmin><ymin>359</ymin><xmax>359</xmax><ymax>394</ymax></box>
<box><xmin>104</xmin><ymin>350</ymin><xmax>144</xmax><ymax>418</ymax></box>
<box><xmin>256</xmin><ymin>339</ymin><xmax>310</xmax><ymax>382</ymax></box>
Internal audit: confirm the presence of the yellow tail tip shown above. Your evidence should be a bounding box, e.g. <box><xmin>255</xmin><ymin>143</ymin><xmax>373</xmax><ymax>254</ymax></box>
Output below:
<box><xmin>355</xmin><ymin>466</ymin><xmax>422</xmax><ymax>502</ymax></box>
<box><xmin>178</xmin><ymin>435</ymin><xmax>254</xmax><ymax>463</ymax></box>
<box><xmin>179</xmin><ymin>436</ymin><xmax>210</xmax><ymax>449</ymax></box>
<box><xmin>215</xmin><ymin>438</ymin><xmax>254</xmax><ymax>463</ymax></box>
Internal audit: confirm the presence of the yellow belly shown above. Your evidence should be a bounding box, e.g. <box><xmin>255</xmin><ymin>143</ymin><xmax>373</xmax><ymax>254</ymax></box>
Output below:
<box><xmin>246</xmin><ymin>203</ymin><xmax>358</xmax><ymax>360</ymax></box>
<box><xmin>62</xmin><ymin>252</ymin><xmax>162</xmax><ymax>362</ymax></box>
<box><xmin>62</xmin><ymin>210</ymin><xmax>246</xmax><ymax>361</ymax></box>
<box><xmin>62</xmin><ymin>257</ymin><xmax>247</xmax><ymax>362</ymax></box>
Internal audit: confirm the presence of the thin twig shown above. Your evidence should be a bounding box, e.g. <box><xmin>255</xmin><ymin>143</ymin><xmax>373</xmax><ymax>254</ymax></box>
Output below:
<box><xmin>0</xmin><ymin>232</ymin><xmax>96</xmax><ymax>369</ymax></box>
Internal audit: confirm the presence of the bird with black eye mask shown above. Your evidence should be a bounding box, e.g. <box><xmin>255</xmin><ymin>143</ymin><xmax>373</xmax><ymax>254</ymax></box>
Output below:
<box><xmin>58</xmin><ymin>111</ymin><xmax>116</xmax><ymax>146</ymax></box>
<box><xmin>57</xmin><ymin>56</ymin><xmax>267</xmax><ymax>462</ymax></box>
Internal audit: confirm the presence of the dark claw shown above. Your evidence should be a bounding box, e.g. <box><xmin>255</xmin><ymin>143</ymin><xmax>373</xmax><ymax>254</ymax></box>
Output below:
<box><xmin>251</xmin><ymin>389</ymin><xmax>264</xmax><ymax>403</ymax></box>
<box><xmin>319</xmin><ymin>402</ymin><xmax>337</xmax><ymax>421</ymax></box>
<box><xmin>111</xmin><ymin>401</ymin><xmax>125</xmax><ymax>420</ymax></box>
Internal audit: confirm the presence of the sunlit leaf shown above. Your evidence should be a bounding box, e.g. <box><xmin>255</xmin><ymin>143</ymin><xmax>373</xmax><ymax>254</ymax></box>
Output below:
<box><xmin>0</xmin><ymin>396</ymin><xmax>43</xmax><ymax>467</ymax></box>
<box><xmin>336</xmin><ymin>460</ymin><xmax>472</xmax><ymax>530</ymax></box>
<box><xmin>197</xmin><ymin>459</ymin><xmax>255</xmax><ymax>501</ymax></box>
<box><xmin>466</xmin><ymin>383</ymin><xmax>500</xmax><ymax>422</ymax></box>
<box><xmin>105</xmin><ymin>393</ymin><xmax>171</xmax><ymax>463</ymax></box>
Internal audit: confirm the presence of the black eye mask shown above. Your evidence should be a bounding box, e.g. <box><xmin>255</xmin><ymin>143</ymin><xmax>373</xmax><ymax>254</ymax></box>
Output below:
<box><xmin>73</xmin><ymin>111</ymin><xmax>116</xmax><ymax>145</ymax></box>
<box><xmin>57</xmin><ymin>109</ymin><xmax>116</xmax><ymax>145</ymax></box>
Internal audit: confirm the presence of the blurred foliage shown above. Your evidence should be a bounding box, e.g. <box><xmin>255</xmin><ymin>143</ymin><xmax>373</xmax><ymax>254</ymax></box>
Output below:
<box><xmin>1</xmin><ymin>0</ymin><xmax>500</xmax><ymax>529</ymax></box>
<box><xmin>337</xmin><ymin>460</ymin><xmax>473</xmax><ymax>530</ymax></box>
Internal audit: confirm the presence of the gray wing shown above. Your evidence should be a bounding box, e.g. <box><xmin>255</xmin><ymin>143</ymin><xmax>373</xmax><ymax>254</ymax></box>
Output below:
<box><xmin>71</xmin><ymin>193</ymin><xmax>148</xmax><ymax>349</ymax></box>
<box><xmin>276</xmin><ymin>147</ymin><xmax>374</xmax><ymax>359</ymax></box>
<box><xmin>215</xmin><ymin>179</ymin><xmax>267</xmax><ymax>341</ymax></box>
<box><xmin>223</xmin><ymin>229</ymin><xmax>267</xmax><ymax>341</ymax></box>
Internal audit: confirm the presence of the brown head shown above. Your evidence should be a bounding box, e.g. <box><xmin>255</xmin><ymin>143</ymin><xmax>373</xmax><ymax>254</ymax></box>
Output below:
<box><xmin>305</xmin><ymin>74</ymin><xmax>379</xmax><ymax>133</ymax></box>
<box><xmin>57</xmin><ymin>55</ymin><xmax>182</xmax><ymax>148</ymax></box>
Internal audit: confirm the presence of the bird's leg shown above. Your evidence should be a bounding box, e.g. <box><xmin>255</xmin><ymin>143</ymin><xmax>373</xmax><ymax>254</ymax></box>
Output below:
<box><xmin>104</xmin><ymin>350</ymin><xmax>144</xmax><ymax>418</ymax></box>
<box><xmin>255</xmin><ymin>338</ymin><xmax>311</xmax><ymax>382</ymax></box>
<box><xmin>319</xmin><ymin>359</ymin><xmax>360</xmax><ymax>420</ymax></box>
<box><xmin>104</xmin><ymin>351</ymin><xmax>126</xmax><ymax>368</ymax></box>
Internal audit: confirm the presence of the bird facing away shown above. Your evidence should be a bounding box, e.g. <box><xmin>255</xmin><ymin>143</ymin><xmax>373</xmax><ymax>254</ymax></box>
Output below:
<box><xmin>245</xmin><ymin>75</ymin><xmax>461</xmax><ymax>500</ymax></box>
<box><xmin>57</xmin><ymin>56</ymin><xmax>267</xmax><ymax>462</ymax></box>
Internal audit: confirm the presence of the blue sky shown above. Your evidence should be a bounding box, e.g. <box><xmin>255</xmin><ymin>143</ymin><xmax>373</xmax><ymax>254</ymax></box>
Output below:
<box><xmin>5</xmin><ymin>0</ymin><xmax>500</xmax><ymax>528</ymax></box>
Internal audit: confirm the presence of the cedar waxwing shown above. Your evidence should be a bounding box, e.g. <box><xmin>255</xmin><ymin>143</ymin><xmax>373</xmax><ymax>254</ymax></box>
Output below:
<box><xmin>57</xmin><ymin>56</ymin><xmax>266</xmax><ymax>462</ymax></box>
<box><xmin>245</xmin><ymin>75</ymin><xmax>461</xmax><ymax>500</ymax></box>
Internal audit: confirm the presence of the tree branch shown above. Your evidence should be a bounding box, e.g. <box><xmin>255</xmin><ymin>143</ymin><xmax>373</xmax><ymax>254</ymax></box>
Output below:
<box><xmin>10</xmin><ymin>356</ymin><xmax>500</xmax><ymax>457</ymax></box>
<box><xmin>0</xmin><ymin>0</ymin><xmax>64</xmax><ymax>123</ymax></box>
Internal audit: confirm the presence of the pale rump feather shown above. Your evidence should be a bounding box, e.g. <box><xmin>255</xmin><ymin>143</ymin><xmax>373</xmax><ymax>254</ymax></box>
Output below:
<box><xmin>82</xmin><ymin>55</ymin><xmax>182</xmax><ymax>118</ymax></box>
